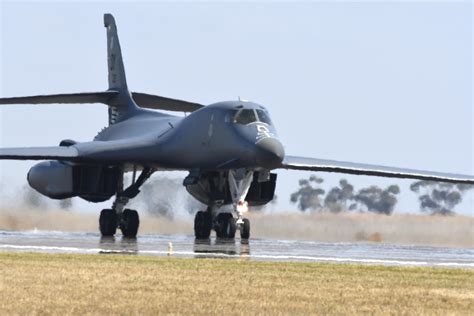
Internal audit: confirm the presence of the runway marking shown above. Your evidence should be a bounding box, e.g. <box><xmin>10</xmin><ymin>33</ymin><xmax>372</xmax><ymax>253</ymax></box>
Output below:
<box><xmin>1</xmin><ymin>244</ymin><xmax>473</xmax><ymax>268</ymax></box>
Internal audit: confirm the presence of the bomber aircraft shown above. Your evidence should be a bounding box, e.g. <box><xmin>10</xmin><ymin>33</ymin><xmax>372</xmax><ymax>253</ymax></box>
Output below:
<box><xmin>1</xmin><ymin>14</ymin><xmax>473</xmax><ymax>239</ymax></box>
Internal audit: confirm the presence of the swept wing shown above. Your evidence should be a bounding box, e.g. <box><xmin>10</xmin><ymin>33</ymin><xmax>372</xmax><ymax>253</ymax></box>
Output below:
<box><xmin>281</xmin><ymin>155</ymin><xmax>474</xmax><ymax>185</ymax></box>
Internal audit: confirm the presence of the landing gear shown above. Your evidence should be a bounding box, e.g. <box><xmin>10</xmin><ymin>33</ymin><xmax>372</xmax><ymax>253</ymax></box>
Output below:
<box><xmin>228</xmin><ymin>169</ymin><xmax>253</xmax><ymax>224</ymax></box>
<box><xmin>120</xmin><ymin>209</ymin><xmax>139</xmax><ymax>238</ymax></box>
<box><xmin>192</xmin><ymin>169</ymin><xmax>254</xmax><ymax>239</ymax></box>
<box><xmin>194</xmin><ymin>209</ymin><xmax>248</xmax><ymax>239</ymax></box>
<box><xmin>99</xmin><ymin>209</ymin><xmax>117</xmax><ymax>236</ymax></box>
<box><xmin>228</xmin><ymin>169</ymin><xmax>253</xmax><ymax>239</ymax></box>
<box><xmin>240</xmin><ymin>218</ymin><xmax>250</xmax><ymax>239</ymax></box>
<box><xmin>215</xmin><ymin>213</ymin><xmax>237</xmax><ymax>239</ymax></box>
<box><xmin>194</xmin><ymin>210</ymin><xmax>212</xmax><ymax>239</ymax></box>
<box><xmin>99</xmin><ymin>208</ymin><xmax>139</xmax><ymax>238</ymax></box>
<box><xmin>98</xmin><ymin>166</ymin><xmax>154</xmax><ymax>237</ymax></box>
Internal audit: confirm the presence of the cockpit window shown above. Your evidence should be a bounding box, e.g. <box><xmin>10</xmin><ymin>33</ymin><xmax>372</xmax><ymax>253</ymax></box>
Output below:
<box><xmin>233</xmin><ymin>109</ymin><xmax>257</xmax><ymax>125</ymax></box>
<box><xmin>256</xmin><ymin>109</ymin><xmax>272</xmax><ymax>125</ymax></box>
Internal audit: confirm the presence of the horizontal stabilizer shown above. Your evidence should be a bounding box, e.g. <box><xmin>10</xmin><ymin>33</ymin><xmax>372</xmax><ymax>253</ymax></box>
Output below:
<box><xmin>281</xmin><ymin>156</ymin><xmax>474</xmax><ymax>185</ymax></box>
<box><xmin>132</xmin><ymin>92</ymin><xmax>204</xmax><ymax>112</ymax></box>
<box><xmin>0</xmin><ymin>91</ymin><xmax>119</xmax><ymax>105</ymax></box>
<box><xmin>0</xmin><ymin>146</ymin><xmax>80</xmax><ymax>161</ymax></box>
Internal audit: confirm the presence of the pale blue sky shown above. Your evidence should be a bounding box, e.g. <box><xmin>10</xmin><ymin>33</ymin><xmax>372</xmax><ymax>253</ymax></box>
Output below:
<box><xmin>1</xmin><ymin>1</ymin><xmax>472</xmax><ymax>215</ymax></box>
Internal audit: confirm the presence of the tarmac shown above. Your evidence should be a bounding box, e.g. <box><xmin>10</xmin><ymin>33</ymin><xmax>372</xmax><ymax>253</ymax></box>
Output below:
<box><xmin>1</xmin><ymin>229</ymin><xmax>473</xmax><ymax>268</ymax></box>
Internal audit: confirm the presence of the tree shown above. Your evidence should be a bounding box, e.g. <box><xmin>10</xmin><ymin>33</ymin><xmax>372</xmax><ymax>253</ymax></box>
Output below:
<box><xmin>324</xmin><ymin>179</ymin><xmax>354</xmax><ymax>213</ymax></box>
<box><xmin>351</xmin><ymin>185</ymin><xmax>400</xmax><ymax>215</ymax></box>
<box><xmin>290</xmin><ymin>175</ymin><xmax>325</xmax><ymax>211</ymax></box>
<box><xmin>410</xmin><ymin>181</ymin><xmax>473</xmax><ymax>215</ymax></box>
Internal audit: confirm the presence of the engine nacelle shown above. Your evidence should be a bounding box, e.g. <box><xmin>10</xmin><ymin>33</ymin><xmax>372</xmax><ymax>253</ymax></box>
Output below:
<box><xmin>27</xmin><ymin>161</ymin><xmax>120</xmax><ymax>202</ymax></box>
<box><xmin>185</xmin><ymin>171</ymin><xmax>277</xmax><ymax>207</ymax></box>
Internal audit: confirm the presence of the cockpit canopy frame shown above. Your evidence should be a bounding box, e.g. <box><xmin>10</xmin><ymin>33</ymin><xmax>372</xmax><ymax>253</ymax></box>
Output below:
<box><xmin>227</xmin><ymin>108</ymin><xmax>273</xmax><ymax>126</ymax></box>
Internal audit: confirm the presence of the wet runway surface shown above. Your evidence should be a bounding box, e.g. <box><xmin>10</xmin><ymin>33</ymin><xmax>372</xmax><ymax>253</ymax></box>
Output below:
<box><xmin>1</xmin><ymin>230</ymin><xmax>473</xmax><ymax>268</ymax></box>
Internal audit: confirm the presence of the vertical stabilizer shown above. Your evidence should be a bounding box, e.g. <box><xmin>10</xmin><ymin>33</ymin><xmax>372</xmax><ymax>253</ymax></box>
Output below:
<box><xmin>104</xmin><ymin>13</ymin><xmax>128</xmax><ymax>91</ymax></box>
<box><xmin>103</xmin><ymin>14</ymin><xmax>138</xmax><ymax>125</ymax></box>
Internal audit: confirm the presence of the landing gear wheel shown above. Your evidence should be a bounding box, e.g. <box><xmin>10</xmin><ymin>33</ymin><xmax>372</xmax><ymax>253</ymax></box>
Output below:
<box><xmin>120</xmin><ymin>209</ymin><xmax>139</xmax><ymax>238</ymax></box>
<box><xmin>99</xmin><ymin>209</ymin><xmax>117</xmax><ymax>236</ymax></box>
<box><xmin>215</xmin><ymin>213</ymin><xmax>236</xmax><ymax>239</ymax></box>
<box><xmin>240</xmin><ymin>218</ymin><xmax>250</xmax><ymax>239</ymax></box>
<box><xmin>194</xmin><ymin>211</ymin><xmax>212</xmax><ymax>239</ymax></box>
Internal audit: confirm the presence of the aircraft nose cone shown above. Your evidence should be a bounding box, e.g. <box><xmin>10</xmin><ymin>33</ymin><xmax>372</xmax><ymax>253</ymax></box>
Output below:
<box><xmin>256</xmin><ymin>138</ymin><xmax>285</xmax><ymax>169</ymax></box>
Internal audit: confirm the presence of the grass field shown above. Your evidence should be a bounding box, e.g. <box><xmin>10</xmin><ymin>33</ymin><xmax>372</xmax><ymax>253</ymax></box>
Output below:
<box><xmin>0</xmin><ymin>252</ymin><xmax>472</xmax><ymax>314</ymax></box>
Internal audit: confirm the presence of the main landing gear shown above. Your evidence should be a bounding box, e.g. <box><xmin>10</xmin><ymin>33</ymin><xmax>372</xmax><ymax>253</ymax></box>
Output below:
<box><xmin>194</xmin><ymin>169</ymin><xmax>253</xmax><ymax>240</ymax></box>
<box><xmin>99</xmin><ymin>167</ymin><xmax>154</xmax><ymax>238</ymax></box>
<box><xmin>99</xmin><ymin>208</ymin><xmax>139</xmax><ymax>237</ymax></box>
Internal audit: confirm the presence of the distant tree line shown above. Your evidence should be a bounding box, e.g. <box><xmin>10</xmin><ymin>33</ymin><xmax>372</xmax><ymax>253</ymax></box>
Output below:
<box><xmin>290</xmin><ymin>175</ymin><xmax>473</xmax><ymax>215</ymax></box>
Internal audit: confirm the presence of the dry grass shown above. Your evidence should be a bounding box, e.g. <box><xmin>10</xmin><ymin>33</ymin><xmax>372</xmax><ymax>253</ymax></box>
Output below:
<box><xmin>1</xmin><ymin>208</ymin><xmax>473</xmax><ymax>247</ymax></box>
<box><xmin>249</xmin><ymin>212</ymin><xmax>474</xmax><ymax>247</ymax></box>
<box><xmin>0</xmin><ymin>252</ymin><xmax>473</xmax><ymax>315</ymax></box>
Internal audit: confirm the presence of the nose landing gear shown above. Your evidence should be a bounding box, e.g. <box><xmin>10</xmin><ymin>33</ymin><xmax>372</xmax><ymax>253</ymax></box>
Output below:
<box><xmin>215</xmin><ymin>213</ymin><xmax>237</xmax><ymax>238</ymax></box>
<box><xmin>194</xmin><ymin>169</ymin><xmax>254</xmax><ymax>240</ymax></box>
<box><xmin>228</xmin><ymin>169</ymin><xmax>253</xmax><ymax>239</ymax></box>
<box><xmin>193</xmin><ymin>209</ymin><xmax>248</xmax><ymax>239</ymax></box>
<box><xmin>240</xmin><ymin>218</ymin><xmax>250</xmax><ymax>239</ymax></box>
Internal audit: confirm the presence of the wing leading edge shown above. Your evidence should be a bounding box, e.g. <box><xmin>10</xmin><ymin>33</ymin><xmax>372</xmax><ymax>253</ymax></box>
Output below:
<box><xmin>0</xmin><ymin>138</ymin><xmax>157</xmax><ymax>163</ymax></box>
<box><xmin>0</xmin><ymin>147</ymin><xmax>80</xmax><ymax>161</ymax></box>
<box><xmin>281</xmin><ymin>156</ymin><xmax>474</xmax><ymax>185</ymax></box>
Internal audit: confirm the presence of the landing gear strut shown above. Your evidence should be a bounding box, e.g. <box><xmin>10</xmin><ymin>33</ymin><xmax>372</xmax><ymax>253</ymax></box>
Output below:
<box><xmin>228</xmin><ymin>169</ymin><xmax>253</xmax><ymax>240</ymax></box>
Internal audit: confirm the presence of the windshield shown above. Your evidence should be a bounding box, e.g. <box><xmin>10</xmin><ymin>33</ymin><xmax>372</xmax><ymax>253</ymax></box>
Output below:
<box><xmin>256</xmin><ymin>109</ymin><xmax>272</xmax><ymax>125</ymax></box>
<box><xmin>233</xmin><ymin>109</ymin><xmax>257</xmax><ymax>125</ymax></box>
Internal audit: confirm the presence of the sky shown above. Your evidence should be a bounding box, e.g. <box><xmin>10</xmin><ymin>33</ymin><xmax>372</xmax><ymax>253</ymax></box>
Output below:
<box><xmin>0</xmin><ymin>0</ymin><xmax>472</xmax><ymax>215</ymax></box>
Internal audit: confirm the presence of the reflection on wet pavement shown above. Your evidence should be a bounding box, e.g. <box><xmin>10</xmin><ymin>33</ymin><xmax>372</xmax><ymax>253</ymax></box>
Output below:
<box><xmin>193</xmin><ymin>238</ymin><xmax>250</xmax><ymax>259</ymax></box>
<box><xmin>99</xmin><ymin>236</ymin><xmax>138</xmax><ymax>255</ymax></box>
<box><xmin>1</xmin><ymin>230</ymin><xmax>473</xmax><ymax>268</ymax></box>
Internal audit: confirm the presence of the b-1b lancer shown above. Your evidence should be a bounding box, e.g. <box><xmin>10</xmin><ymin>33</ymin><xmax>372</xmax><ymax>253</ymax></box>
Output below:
<box><xmin>1</xmin><ymin>14</ymin><xmax>473</xmax><ymax>239</ymax></box>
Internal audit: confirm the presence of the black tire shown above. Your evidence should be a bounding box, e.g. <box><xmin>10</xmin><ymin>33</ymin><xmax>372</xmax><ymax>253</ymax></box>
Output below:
<box><xmin>240</xmin><ymin>218</ymin><xmax>250</xmax><ymax>239</ymax></box>
<box><xmin>99</xmin><ymin>209</ymin><xmax>117</xmax><ymax>236</ymax></box>
<box><xmin>194</xmin><ymin>211</ymin><xmax>212</xmax><ymax>239</ymax></box>
<box><xmin>215</xmin><ymin>213</ymin><xmax>236</xmax><ymax>239</ymax></box>
<box><xmin>120</xmin><ymin>209</ymin><xmax>140</xmax><ymax>238</ymax></box>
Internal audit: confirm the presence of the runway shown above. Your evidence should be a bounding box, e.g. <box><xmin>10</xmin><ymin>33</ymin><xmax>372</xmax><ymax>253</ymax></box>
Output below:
<box><xmin>0</xmin><ymin>230</ymin><xmax>473</xmax><ymax>268</ymax></box>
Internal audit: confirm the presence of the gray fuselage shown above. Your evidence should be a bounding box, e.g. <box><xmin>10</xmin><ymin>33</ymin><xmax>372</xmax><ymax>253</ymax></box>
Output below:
<box><xmin>89</xmin><ymin>101</ymin><xmax>285</xmax><ymax>171</ymax></box>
